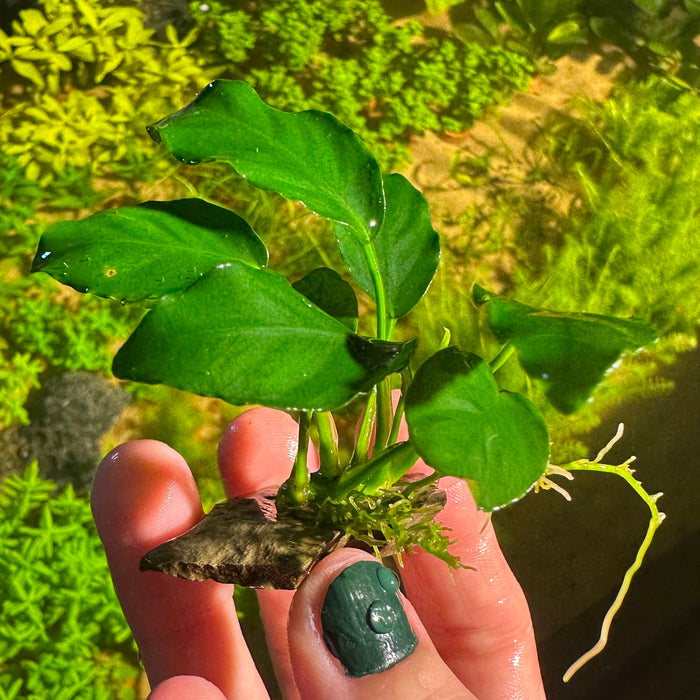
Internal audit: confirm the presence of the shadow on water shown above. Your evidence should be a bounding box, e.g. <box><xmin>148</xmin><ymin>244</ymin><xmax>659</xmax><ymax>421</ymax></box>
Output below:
<box><xmin>493</xmin><ymin>341</ymin><xmax>700</xmax><ymax>698</ymax></box>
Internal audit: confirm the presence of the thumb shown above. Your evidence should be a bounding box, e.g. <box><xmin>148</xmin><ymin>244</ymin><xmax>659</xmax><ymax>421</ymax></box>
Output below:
<box><xmin>287</xmin><ymin>549</ymin><xmax>475</xmax><ymax>700</ymax></box>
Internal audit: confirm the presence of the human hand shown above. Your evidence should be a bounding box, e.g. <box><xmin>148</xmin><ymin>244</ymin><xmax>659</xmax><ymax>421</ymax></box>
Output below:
<box><xmin>92</xmin><ymin>407</ymin><xmax>546</xmax><ymax>699</ymax></box>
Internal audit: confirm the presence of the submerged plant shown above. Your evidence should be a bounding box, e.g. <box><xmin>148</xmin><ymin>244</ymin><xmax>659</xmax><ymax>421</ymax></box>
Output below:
<box><xmin>32</xmin><ymin>80</ymin><xmax>661</xmax><ymax>677</ymax></box>
<box><xmin>0</xmin><ymin>463</ymin><xmax>138</xmax><ymax>698</ymax></box>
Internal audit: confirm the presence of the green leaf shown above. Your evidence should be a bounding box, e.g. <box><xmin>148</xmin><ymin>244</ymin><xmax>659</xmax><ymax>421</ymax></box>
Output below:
<box><xmin>405</xmin><ymin>348</ymin><xmax>549</xmax><ymax>511</ymax></box>
<box><xmin>631</xmin><ymin>0</ymin><xmax>666</xmax><ymax>15</ymax></box>
<box><xmin>685</xmin><ymin>0</ymin><xmax>700</xmax><ymax>16</ymax></box>
<box><xmin>10</xmin><ymin>58</ymin><xmax>45</xmax><ymax>88</ymax></box>
<box><xmin>334</xmin><ymin>173</ymin><xmax>440</xmax><ymax>319</ymax></box>
<box><xmin>113</xmin><ymin>262</ymin><xmax>415</xmax><ymax>411</ymax></box>
<box><xmin>495</xmin><ymin>2</ymin><xmax>530</xmax><ymax>36</ymax></box>
<box><xmin>546</xmin><ymin>17</ymin><xmax>588</xmax><ymax>45</ymax></box>
<box><xmin>474</xmin><ymin>286</ymin><xmax>658</xmax><ymax>414</ymax></box>
<box><xmin>32</xmin><ymin>199</ymin><xmax>268</xmax><ymax>304</ymax></box>
<box><xmin>292</xmin><ymin>267</ymin><xmax>358</xmax><ymax>331</ymax></box>
<box><xmin>147</xmin><ymin>80</ymin><xmax>385</xmax><ymax>242</ymax></box>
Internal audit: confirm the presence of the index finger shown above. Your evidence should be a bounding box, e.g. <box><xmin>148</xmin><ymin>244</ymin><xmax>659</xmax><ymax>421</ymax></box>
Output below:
<box><xmin>92</xmin><ymin>439</ymin><xmax>268</xmax><ymax>698</ymax></box>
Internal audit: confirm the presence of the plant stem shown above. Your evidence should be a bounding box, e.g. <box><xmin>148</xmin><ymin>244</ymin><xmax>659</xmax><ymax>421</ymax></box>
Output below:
<box><xmin>375</xmin><ymin>379</ymin><xmax>393</xmax><ymax>452</ymax></box>
<box><xmin>337</xmin><ymin>441</ymin><xmax>419</xmax><ymax>499</ymax></box>
<box><xmin>358</xmin><ymin>241</ymin><xmax>395</xmax><ymax>454</ymax></box>
<box><xmin>316</xmin><ymin>411</ymin><xmax>339</xmax><ymax>478</ymax></box>
<box><xmin>388</xmin><ymin>383</ymin><xmax>407</xmax><ymax>445</ymax></box>
<box><xmin>352</xmin><ymin>387</ymin><xmax>377</xmax><ymax>467</ymax></box>
<box><xmin>279</xmin><ymin>411</ymin><xmax>311</xmax><ymax>506</ymax></box>
<box><xmin>489</xmin><ymin>341</ymin><xmax>515</xmax><ymax>373</ymax></box>
<box><xmin>361</xmin><ymin>241</ymin><xmax>389</xmax><ymax>340</ymax></box>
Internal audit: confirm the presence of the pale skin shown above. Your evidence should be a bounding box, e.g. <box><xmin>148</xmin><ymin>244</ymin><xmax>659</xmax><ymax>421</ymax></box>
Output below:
<box><xmin>91</xmin><ymin>407</ymin><xmax>547</xmax><ymax>700</ymax></box>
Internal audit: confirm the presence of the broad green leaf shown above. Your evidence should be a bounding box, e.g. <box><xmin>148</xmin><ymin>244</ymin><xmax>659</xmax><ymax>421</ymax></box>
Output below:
<box><xmin>113</xmin><ymin>262</ymin><xmax>416</xmax><ymax>411</ymax></box>
<box><xmin>334</xmin><ymin>173</ymin><xmax>440</xmax><ymax>319</ymax></box>
<box><xmin>405</xmin><ymin>348</ymin><xmax>549</xmax><ymax>511</ymax></box>
<box><xmin>32</xmin><ymin>199</ymin><xmax>267</xmax><ymax>304</ymax></box>
<box><xmin>292</xmin><ymin>268</ymin><xmax>358</xmax><ymax>331</ymax></box>
<box><xmin>147</xmin><ymin>80</ymin><xmax>385</xmax><ymax>242</ymax></box>
<box><xmin>474</xmin><ymin>286</ymin><xmax>658</xmax><ymax>414</ymax></box>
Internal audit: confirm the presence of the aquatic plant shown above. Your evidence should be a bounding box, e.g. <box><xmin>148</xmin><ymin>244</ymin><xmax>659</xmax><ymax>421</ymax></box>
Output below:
<box><xmin>455</xmin><ymin>0</ymin><xmax>700</xmax><ymax>84</ymax></box>
<box><xmin>189</xmin><ymin>0</ymin><xmax>533</xmax><ymax>167</ymax></box>
<box><xmin>0</xmin><ymin>0</ymin><xmax>212</xmax><ymax>188</ymax></box>
<box><xmin>523</xmin><ymin>76</ymin><xmax>700</xmax><ymax>337</ymax></box>
<box><xmin>0</xmin><ymin>0</ymin><xmax>213</xmax><ymax>428</ymax></box>
<box><xmin>29</xmin><ymin>82</ymin><xmax>666</xmax><ymax>678</ymax></box>
<box><xmin>0</xmin><ymin>463</ymin><xmax>139</xmax><ymax>698</ymax></box>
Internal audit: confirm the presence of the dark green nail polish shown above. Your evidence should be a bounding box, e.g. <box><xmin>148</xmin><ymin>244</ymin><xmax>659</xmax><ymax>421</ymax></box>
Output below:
<box><xmin>321</xmin><ymin>560</ymin><xmax>418</xmax><ymax>677</ymax></box>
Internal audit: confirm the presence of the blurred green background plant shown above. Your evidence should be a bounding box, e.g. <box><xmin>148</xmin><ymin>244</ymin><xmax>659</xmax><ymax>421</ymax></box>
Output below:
<box><xmin>189</xmin><ymin>0</ymin><xmax>533</xmax><ymax>168</ymax></box>
<box><xmin>0</xmin><ymin>463</ymin><xmax>140</xmax><ymax>699</ymax></box>
<box><xmin>450</xmin><ymin>0</ymin><xmax>700</xmax><ymax>85</ymax></box>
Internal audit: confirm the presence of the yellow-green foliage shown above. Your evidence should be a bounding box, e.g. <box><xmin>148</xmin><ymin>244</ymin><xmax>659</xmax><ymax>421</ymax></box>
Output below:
<box><xmin>0</xmin><ymin>463</ymin><xmax>139</xmax><ymax>698</ymax></box>
<box><xmin>0</xmin><ymin>350</ymin><xmax>42</xmax><ymax>426</ymax></box>
<box><xmin>0</xmin><ymin>0</ymin><xmax>203</xmax><ymax>93</ymax></box>
<box><xmin>0</xmin><ymin>0</ymin><xmax>214</xmax><ymax>188</ymax></box>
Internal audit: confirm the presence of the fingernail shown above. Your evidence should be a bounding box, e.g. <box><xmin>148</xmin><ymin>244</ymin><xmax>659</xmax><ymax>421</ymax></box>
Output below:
<box><xmin>321</xmin><ymin>560</ymin><xmax>418</xmax><ymax>677</ymax></box>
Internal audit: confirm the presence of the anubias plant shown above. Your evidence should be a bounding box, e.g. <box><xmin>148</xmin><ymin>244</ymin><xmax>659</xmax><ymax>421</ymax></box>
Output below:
<box><xmin>32</xmin><ymin>80</ymin><xmax>661</xmax><ymax>678</ymax></box>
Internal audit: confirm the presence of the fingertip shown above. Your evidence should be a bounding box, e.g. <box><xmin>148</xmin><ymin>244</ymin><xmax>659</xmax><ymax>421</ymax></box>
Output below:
<box><xmin>401</xmin><ymin>477</ymin><xmax>545</xmax><ymax>698</ymax></box>
<box><xmin>92</xmin><ymin>439</ymin><xmax>202</xmax><ymax>555</ymax></box>
<box><xmin>218</xmin><ymin>407</ymin><xmax>318</xmax><ymax>497</ymax></box>
<box><xmin>91</xmin><ymin>440</ymin><xmax>266</xmax><ymax>697</ymax></box>
<box><xmin>149</xmin><ymin>675</ymin><xmax>227</xmax><ymax>700</ymax></box>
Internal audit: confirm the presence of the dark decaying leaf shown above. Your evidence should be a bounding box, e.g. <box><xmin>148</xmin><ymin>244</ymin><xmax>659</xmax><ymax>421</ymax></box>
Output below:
<box><xmin>140</xmin><ymin>490</ymin><xmax>350</xmax><ymax>589</ymax></box>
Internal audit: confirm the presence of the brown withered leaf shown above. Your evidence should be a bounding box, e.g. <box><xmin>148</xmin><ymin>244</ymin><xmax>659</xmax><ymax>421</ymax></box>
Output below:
<box><xmin>140</xmin><ymin>489</ymin><xmax>350</xmax><ymax>589</ymax></box>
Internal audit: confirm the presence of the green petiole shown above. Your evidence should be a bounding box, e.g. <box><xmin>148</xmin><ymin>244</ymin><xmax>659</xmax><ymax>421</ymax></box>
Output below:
<box><xmin>316</xmin><ymin>411</ymin><xmax>339</xmax><ymax>479</ymax></box>
<box><xmin>489</xmin><ymin>341</ymin><xmax>515</xmax><ymax>373</ymax></box>
<box><xmin>352</xmin><ymin>387</ymin><xmax>377</xmax><ymax>468</ymax></box>
<box><xmin>336</xmin><ymin>441</ymin><xmax>420</xmax><ymax>499</ymax></box>
<box><xmin>278</xmin><ymin>411</ymin><xmax>312</xmax><ymax>506</ymax></box>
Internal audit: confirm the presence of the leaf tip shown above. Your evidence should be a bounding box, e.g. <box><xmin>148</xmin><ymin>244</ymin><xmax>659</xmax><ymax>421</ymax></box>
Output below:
<box><xmin>472</xmin><ymin>284</ymin><xmax>493</xmax><ymax>305</ymax></box>
<box><xmin>31</xmin><ymin>247</ymin><xmax>51</xmax><ymax>273</ymax></box>
<box><xmin>145</xmin><ymin>122</ymin><xmax>163</xmax><ymax>144</ymax></box>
